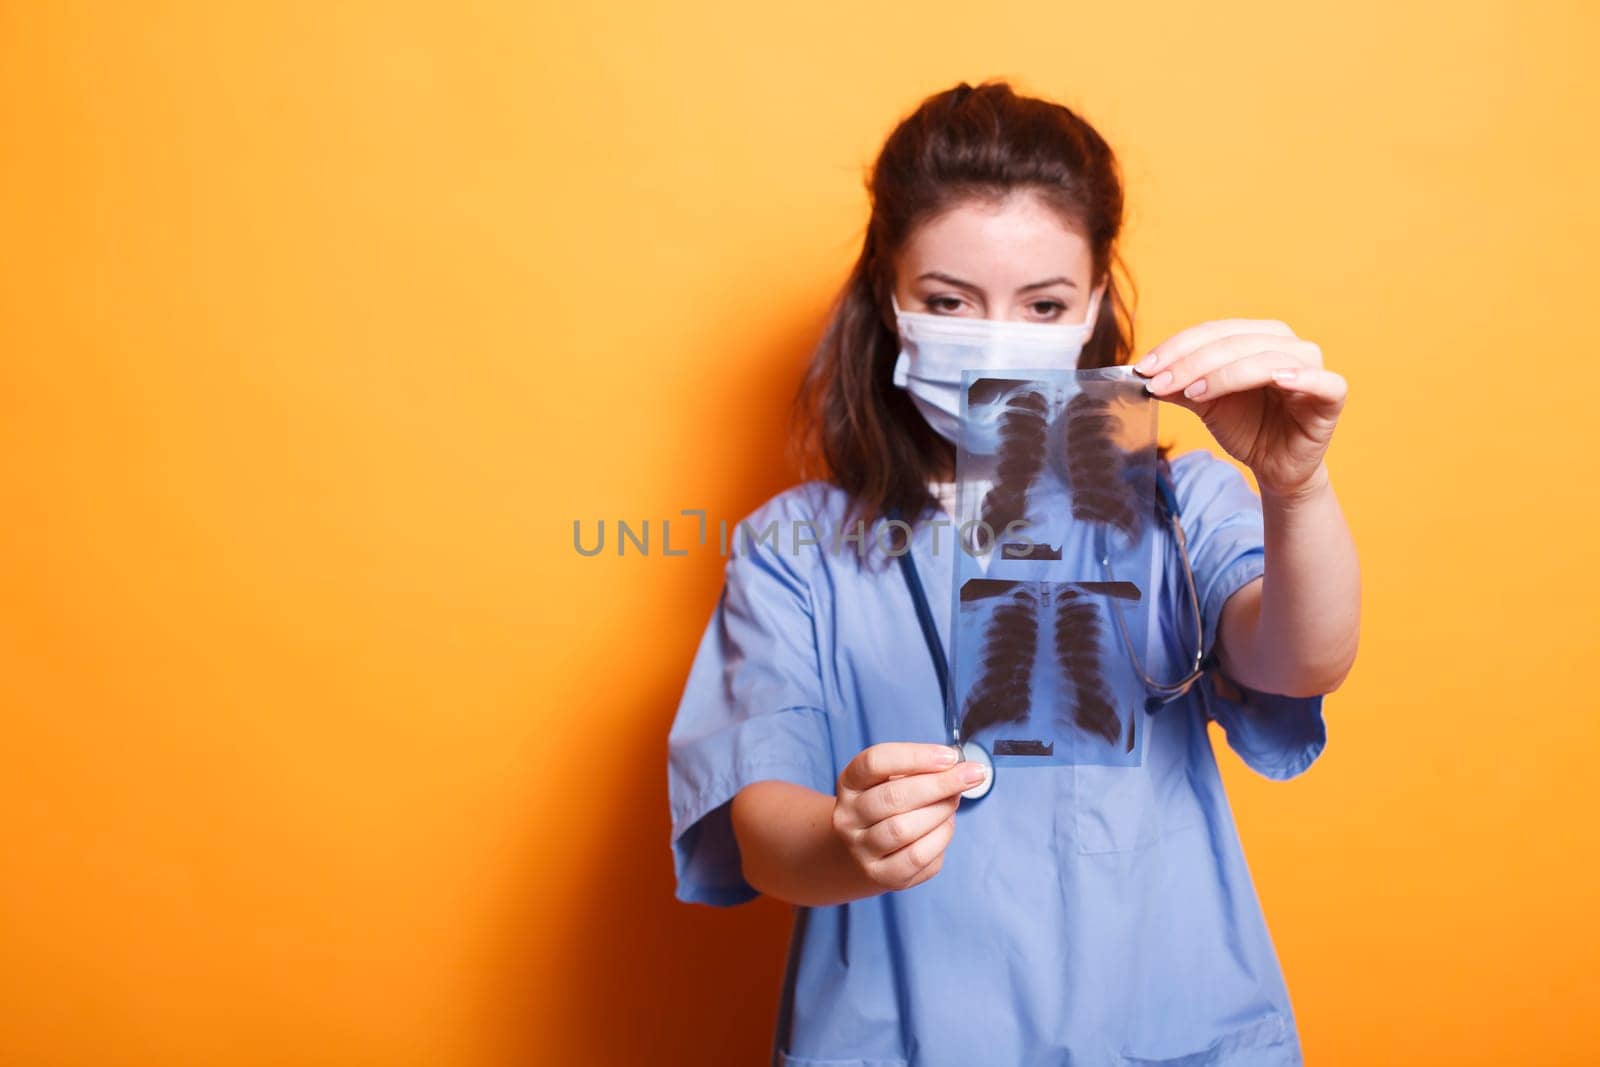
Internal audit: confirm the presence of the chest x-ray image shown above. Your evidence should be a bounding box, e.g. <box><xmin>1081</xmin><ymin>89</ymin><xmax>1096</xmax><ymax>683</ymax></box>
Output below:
<box><xmin>949</xmin><ymin>366</ymin><xmax>1161</xmax><ymax>770</ymax></box>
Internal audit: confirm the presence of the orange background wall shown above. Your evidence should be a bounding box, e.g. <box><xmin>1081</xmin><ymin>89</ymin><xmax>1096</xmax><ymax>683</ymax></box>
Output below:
<box><xmin>2</xmin><ymin>2</ymin><xmax>1597</xmax><ymax>1064</ymax></box>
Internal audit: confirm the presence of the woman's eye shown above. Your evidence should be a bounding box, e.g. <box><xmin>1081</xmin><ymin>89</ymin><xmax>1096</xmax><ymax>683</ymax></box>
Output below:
<box><xmin>926</xmin><ymin>296</ymin><xmax>965</xmax><ymax>314</ymax></box>
<box><xmin>1031</xmin><ymin>300</ymin><xmax>1067</xmax><ymax>319</ymax></box>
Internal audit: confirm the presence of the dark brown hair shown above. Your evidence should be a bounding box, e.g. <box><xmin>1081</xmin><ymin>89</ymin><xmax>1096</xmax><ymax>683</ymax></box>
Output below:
<box><xmin>788</xmin><ymin>78</ymin><xmax>1169</xmax><ymax>541</ymax></box>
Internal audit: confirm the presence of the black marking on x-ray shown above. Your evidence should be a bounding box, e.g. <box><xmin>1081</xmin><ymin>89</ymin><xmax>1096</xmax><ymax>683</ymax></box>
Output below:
<box><xmin>1077</xmin><ymin>580</ymin><xmax>1141</xmax><ymax>601</ymax></box>
<box><xmin>994</xmin><ymin>739</ymin><xmax>1054</xmax><ymax>756</ymax></box>
<box><xmin>960</xmin><ymin>577</ymin><xmax>1022</xmax><ymax>603</ymax></box>
<box><xmin>962</xmin><ymin>576</ymin><xmax>1139</xmax><ymax>602</ymax></box>
<box><xmin>1000</xmin><ymin>540</ymin><xmax>1061</xmax><ymax>560</ymax></box>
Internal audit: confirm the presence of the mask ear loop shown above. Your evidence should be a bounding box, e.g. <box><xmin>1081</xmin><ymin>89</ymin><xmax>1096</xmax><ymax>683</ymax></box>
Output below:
<box><xmin>1082</xmin><ymin>281</ymin><xmax>1107</xmax><ymax>331</ymax></box>
<box><xmin>1075</xmin><ymin>281</ymin><xmax>1110</xmax><ymax>365</ymax></box>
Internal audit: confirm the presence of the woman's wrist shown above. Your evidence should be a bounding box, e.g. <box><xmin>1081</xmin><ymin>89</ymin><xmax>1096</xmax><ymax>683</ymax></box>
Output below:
<box><xmin>1253</xmin><ymin>460</ymin><xmax>1361</xmax><ymax>695</ymax></box>
<box><xmin>1258</xmin><ymin>461</ymin><xmax>1333</xmax><ymax>512</ymax></box>
<box><xmin>732</xmin><ymin>780</ymin><xmax>880</xmax><ymax>908</ymax></box>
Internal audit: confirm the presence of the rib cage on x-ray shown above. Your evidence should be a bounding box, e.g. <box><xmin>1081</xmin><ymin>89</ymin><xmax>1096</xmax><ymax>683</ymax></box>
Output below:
<box><xmin>960</xmin><ymin>580</ymin><xmax>1123</xmax><ymax>749</ymax></box>
<box><xmin>950</xmin><ymin>368</ymin><xmax>1160</xmax><ymax>769</ymax></box>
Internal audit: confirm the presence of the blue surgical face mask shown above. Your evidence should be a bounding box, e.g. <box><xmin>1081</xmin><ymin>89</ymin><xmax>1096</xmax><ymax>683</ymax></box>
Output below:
<box><xmin>891</xmin><ymin>286</ymin><xmax>1104</xmax><ymax>443</ymax></box>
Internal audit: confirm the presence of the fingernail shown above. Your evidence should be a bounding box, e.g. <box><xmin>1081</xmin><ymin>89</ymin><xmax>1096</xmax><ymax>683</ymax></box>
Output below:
<box><xmin>1183</xmin><ymin>378</ymin><xmax>1207</xmax><ymax>398</ymax></box>
<box><xmin>961</xmin><ymin>764</ymin><xmax>987</xmax><ymax>785</ymax></box>
<box><xmin>1273</xmin><ymin>368</ymin><xmax>1298</xmax><ymax>384</ymax></box>
<box><xmin>936</xmin><ymin>748</ymin><xmax>959</xmax><ymax>766</ymax></box>
<box><xmin>1135</xmin><ymin>353</ymin><xmax>1158</xmax><ymax>373</ymax></box>
<box><xmin>1150</xmin><ymin>370</ymin><xmax>1173</xmax><ymax>392</ymax></box>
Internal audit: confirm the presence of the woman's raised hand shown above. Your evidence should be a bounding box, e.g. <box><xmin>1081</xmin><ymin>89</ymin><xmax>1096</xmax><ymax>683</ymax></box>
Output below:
<box><xmin>832</xmin><ymin>742</ymin><xmax>987</xmax><ymax>893</ymax></box>
<box><xmin>1133</xmin><ymin>319</ymin><xmax>1348</xmax><ymax>500</ymax></box>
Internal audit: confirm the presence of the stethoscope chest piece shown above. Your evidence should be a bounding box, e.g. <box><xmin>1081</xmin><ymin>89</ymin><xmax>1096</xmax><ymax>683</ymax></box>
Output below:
<box><xmin>953</xmin><ymin>740</ymin><xmax>994</xmax><ymax>801</ymax></box>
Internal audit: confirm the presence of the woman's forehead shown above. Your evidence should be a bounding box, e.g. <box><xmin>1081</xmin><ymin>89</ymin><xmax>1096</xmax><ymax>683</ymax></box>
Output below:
<box><xmin>899</xmin><ymin>195</ymin><xmax>1093</xmax><ymax>285</ymax></box>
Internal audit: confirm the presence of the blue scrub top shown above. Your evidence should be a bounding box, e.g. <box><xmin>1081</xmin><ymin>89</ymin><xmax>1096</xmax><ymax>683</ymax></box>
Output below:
<box><xmin>666</xmin><ymin>449</ymin><xmax>1328</xmax><ymax>1066</ymax></box>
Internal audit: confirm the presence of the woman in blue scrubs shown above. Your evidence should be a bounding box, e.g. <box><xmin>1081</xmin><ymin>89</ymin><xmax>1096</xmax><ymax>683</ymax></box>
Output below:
<box><xmin>666</xmin><ymin>79</ymin><xmax>1360</xmax><ymax>1066</ymax></box>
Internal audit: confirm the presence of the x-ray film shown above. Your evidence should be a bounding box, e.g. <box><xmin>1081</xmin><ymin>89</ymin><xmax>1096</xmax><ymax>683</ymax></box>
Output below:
<box><xmin>948</xmin><ymin>366</ymin><xmax>1160</xmax><ymax>769</ymax></box>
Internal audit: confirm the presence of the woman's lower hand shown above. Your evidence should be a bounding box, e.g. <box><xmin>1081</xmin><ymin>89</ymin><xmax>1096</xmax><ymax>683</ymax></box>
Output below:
<box><xmin>833</xmin><ymin>742</ymin><xmax>985</xmax><ymax>893</ymax></box>
<box><xmin>1132</xmin><ymin>318</ymin><xmax>1348</xmax><ymax>499</ymax></box>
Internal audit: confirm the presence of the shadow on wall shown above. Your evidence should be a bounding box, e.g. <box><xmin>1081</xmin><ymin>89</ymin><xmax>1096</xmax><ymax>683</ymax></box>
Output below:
<box><xmin>492</xmin><ymin>716</ymin><xmax>797</xmax><ymax>1064</ymax></box>
<box><xmin>485</xmin><ymin>307</ymin><xmax>834</xmax><ymax>1064</ymax></box>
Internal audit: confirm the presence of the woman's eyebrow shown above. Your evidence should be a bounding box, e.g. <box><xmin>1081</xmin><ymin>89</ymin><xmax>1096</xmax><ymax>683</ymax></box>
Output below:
<box><xmin>916</xmin><ymin>271</ymin><xmax>982</xmax><ymax>293</ymax></box>
<box><xmin>1017</xmin><ymin>276</ymin><xmax>1076</xmax><ymax>292</ymax></box>
<box><xmin>917</xmin><ymin>271</ymin><xmax>1077</xmax><ymax>293</ymax></box>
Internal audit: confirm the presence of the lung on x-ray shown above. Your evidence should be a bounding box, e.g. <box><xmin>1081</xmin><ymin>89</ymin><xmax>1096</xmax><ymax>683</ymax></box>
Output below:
<box><xmin>947</xmin><ymin>366</ymin><xmax>1161</xmax><ymax>769</ymax></box>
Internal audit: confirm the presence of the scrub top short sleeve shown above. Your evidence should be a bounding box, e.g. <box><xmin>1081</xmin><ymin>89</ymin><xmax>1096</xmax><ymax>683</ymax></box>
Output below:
<box><xmin>1168</xmin><ymin>450</ymin><xmax>1329</xmax><ymax>782</ymax></box>
<box><xmin>666</xmin><ymin>492</ymin><xmax>836</xmax><ymax>907</ymax></box>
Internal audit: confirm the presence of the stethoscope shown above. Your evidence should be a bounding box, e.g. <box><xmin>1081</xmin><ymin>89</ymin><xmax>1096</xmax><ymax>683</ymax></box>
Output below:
<box><xmin>890</xmin><ymin>458</ymin><xmax>1216</xmax><ymax>802</ymax></box>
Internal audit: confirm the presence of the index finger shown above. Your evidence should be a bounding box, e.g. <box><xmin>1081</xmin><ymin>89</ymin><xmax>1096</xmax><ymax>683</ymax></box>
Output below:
<box><xmin>839</xmin><ymin>742</ymin><xmax>959</xmax><ymax>793</ymax></box>
<box><xmin>1135</xmin><ymin>318</ymin><xmax>1297</xmax><ymax>375</ymax></box>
